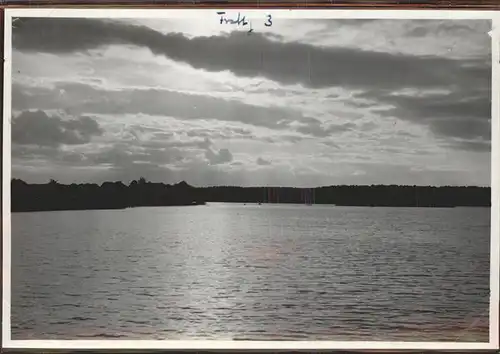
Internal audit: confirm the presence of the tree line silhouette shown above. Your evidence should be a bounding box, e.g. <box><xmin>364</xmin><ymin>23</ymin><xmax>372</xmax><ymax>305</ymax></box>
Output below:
<box><xmin>11</xmin><ymin>178</ymin><xmax>490</xmax><ymax>213</ymax></box>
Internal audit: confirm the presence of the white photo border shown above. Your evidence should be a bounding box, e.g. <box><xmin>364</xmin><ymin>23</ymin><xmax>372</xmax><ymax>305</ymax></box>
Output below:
<box><xmin>2</xmin><ymin>7</ymin><xmax>499</xmax><ymax>351</ymax></box>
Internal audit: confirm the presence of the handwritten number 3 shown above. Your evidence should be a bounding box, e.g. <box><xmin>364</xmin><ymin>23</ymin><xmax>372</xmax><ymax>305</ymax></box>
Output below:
<box><xmin>265</xmin><ymin>15</ymin><xmax>272</xmax><ymax>27</ymax></box>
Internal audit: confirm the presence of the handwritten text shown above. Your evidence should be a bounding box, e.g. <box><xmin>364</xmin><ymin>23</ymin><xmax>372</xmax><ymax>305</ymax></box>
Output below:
<box><xmin>217</xmin><ymin>12</ymin><xmax>273</xmax><ymax>34</ymax></box>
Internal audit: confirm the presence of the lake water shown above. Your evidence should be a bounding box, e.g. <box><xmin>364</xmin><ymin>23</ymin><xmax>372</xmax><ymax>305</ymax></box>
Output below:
<box><xmin>11</xmin><ymin>203</ymin><xmax>490</xmax><ymax>341</ymax></box>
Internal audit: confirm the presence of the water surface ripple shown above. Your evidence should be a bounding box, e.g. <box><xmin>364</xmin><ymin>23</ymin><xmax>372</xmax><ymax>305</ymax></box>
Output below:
<box><xmin>12</xmin><ymin>204</ymin><xmax>490</xmax><ymax>341</ymax></box>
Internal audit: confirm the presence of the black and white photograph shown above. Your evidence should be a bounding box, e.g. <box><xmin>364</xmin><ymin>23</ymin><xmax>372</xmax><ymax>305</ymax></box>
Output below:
<box><xmin>3</xmin><ymin>9</ymin><xmax>499</xmax><ymax>350</ymax></box>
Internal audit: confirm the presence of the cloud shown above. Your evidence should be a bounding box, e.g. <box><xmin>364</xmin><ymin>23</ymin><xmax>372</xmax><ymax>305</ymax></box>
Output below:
<box><xmin>361</xmin><ymin>89</ymin><xmax>491</xmax><ymax>150</ymax></box>
<box><xmin>12</xmin><ymin>81</ymin><xmax>301</xmax><ymax>128</ymax></box>
<box><xmin>11</xmin><ymin>110</ymin><xmax>103</xmax><ymax>147</ymax></box>
<box><xmin>322</xmin><ymin>141</ymin><xmax>341</xmax><ymax>149</ymax></box>
<box><xmin>11</xmin><ymin>134</ymin><xmax>206</xmax><ymax>178</ymax></box>
<box><xmin>445</xmin><ymin>139</ymin><xmax>491</xmax><ymax>153</ymax></box>
<box><xmin>257</xmin><ymin>157</ymin><xmax>271</xmax><ymax>166</ymax></box>
<box><xmin>12</xmin><ymin>144</ymin><xmax>62</xmax><ymax>161</ymax></box>
<box><xmin>405</xmin><ymin>20</ymin><xmax>490</xmax><ymax>39</ymax></box>
<box><xmin>12</xmin><ymin>18</ymin><xmax>490</xmax><ymax>93</ymax></box>
<box><xmin>13</xmin><ymin>82</ymin><xmax>352</xmax><ymax>139</ymax></box>
<box><xmin>304</xmin><ymin>19</ymin><xmax>490</xmax><ymax>60</ymax></box>
<box><xmin>295</xmin><ymin>120</ymin><xmax>356</xmax><ymax>137</ymax></box>
<box><xmin>185</xmin><ymin>127</ymin><xmax>254</xmax><ymax>140</ymax></box>
<box><xmin>199</xmin><ymin>138</ymin><xmax>232</xmax><ymax>165</ymax></box>
<box><xmin>205</xmin><ymin>147</ymin><xmax>233</xmax><ymax>165</ymax></box>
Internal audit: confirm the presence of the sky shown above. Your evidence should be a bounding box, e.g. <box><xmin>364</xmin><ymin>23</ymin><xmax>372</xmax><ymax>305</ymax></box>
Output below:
<box><xmin>9</xmin><ymin>16</ymin><xmax>492</xmax><ymax>187</ymax></box>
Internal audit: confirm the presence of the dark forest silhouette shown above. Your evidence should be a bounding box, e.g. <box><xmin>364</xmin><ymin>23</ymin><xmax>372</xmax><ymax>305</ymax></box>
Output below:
<box><xmin>11</xmin><ymin>178</ymin><xmax>491</xmax><ymax>212</ymax></box>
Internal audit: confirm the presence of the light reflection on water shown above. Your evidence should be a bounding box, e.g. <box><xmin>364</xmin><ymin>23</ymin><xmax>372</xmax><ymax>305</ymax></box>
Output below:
<box><xmin>11</xmin><ymin>203</ymin><xmax>490</xmax><ymax>341</ymax></box>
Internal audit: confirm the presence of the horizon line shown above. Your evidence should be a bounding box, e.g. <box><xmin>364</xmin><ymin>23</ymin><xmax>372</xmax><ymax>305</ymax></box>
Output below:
<box><xmin>10</xmin><ymin>178</ymin><xmax>491</xmax><ymax>189</ymax></box>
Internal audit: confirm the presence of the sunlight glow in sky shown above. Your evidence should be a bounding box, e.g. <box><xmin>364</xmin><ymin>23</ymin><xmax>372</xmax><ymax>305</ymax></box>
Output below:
<box><xmin>10</xmin><ymin>17</ymin><xmax>492</xmax><ymax>187</ymax></box>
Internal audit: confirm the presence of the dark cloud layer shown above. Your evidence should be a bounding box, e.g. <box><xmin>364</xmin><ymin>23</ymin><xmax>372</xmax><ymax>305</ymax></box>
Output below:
<box><xmin>12</xmin><ymin>82</ymin><xmax>355</xmax><ymax>139</ymax></box>
<box><xmin>12</xmin><ymin>18</ymin><xmax>490</xmax><ymax>92</ymax></box>
<box><xmin>13</xmin><ymin>80</ymin><xmax>490</xmax><ymax>151</ymax></box>
<box><xmin>361</xmin><ymin>89</ymin><xmax>491</xmax><ymax>151</ymax></box>
<box><xmin>12</xmin><ymin>110</ymin><xmax>103</xmax><ymax>147</ymax></box>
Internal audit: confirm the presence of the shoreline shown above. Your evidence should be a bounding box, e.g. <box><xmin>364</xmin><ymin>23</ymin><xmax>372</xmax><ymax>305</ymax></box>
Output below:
<box><xmin>10</xmin><ymin>202</ymin><xmax>492</xmax><ymax>213</ymax></box>
<box><xmin>10</xmin><ymin>179</ymin><xmax>491</xmax><ymax>213</ymax></box>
